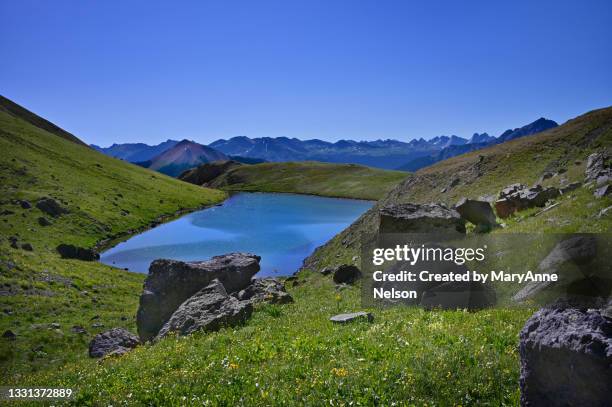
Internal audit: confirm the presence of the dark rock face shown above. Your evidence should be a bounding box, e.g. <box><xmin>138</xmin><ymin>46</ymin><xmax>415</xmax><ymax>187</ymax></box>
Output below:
<box><xmin>236</xmin><ymin>278</ymin><xmax>293</xmax><ymax>304</ymax></box>
<box><xmin>330</xmin><ymin>312</ymin><xmax>373</xmax><ymax>323</ymax></box>
<box><xmin>332</xmin><ymin>264</ymin><xmax>362</xmax><ymax>284</ymax></box>
<box><xmin>56</xmin><ymin>244</ymin><xmax>99</xmax><ymax>261</ymax></box>
<box><xmin>519</xmin><ymin>304</ymin><xmax>612</xmax><ymax>407</ymax></box>
<box><xmin>495</xmin><ymin>184</ymin><xmax>559</xmax><ymax>218</ymax></box>
<box><xmin>88</xmin><ymin>328</ymin><xmax>140</xmax><ymax>358</ymax></box>
<box><xmin>136</xmin><ymin>253</ymin><xmax>260</xmax><ymax>341</ymax></box>
<box><xmin>513</xmin><ymin>235</ymin><xmax>602</xmax><ymax>302</ymax></box>
<box><xmin>421</xmin><ymin>281</ymin><xmax>496</xmax><ymax>310</ymax></box>
<box><xmin>379</xmin><ymin>203</ymin><xmax>466</xmax><ymax>234</ymax></box>
<box><xmin>36</xmin><ymin>198</ymin><xmax>69</xmax><ymax>217</ymax></box>
<box><xmin>156</xmin><ymin>280</ymin><xmax>253</xmax><ymax>339</ymax></box>
<box><xmin>178</xmin><ymin>160</ymin><xmax>242</xmax><ymax>185</ymax></box>
<box><xmin>454</xmin><ymin>198</ymin><xmax>497</xmax><ymax>228</ymax></box>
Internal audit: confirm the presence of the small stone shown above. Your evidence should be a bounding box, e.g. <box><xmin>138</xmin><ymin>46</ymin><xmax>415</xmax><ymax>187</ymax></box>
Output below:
<box><xmin>2</xmin><ymin>329</ymin><xmax>16</xmax><ymax>340</ymax></box>
<box><xmin>20</xmin><ymin>200</ymin><xmax>32</xmax><ymax>209</ymax></box>
<box><xmin>71</xmin><ymin>325</ymin><xmax>87</xmax><ymax>334</ymax></box>
<box><xmin>49</xmin><ymin>323</ymin><xmax>60</xmax><ymax>329</ymax></box>
<box><xmin>21</xmin><ymin>243</ymin><xmax>33</xmax><ymax>251</ymax></box>
<box><xmin>37</xmin><ymin>217</ymin><xmax>51</xmax><ymax>226</ymax></box>
<box><xmin>330</xmin><ymin>312</ymin><xmax>373</xmax><ymax>323</ymax></box>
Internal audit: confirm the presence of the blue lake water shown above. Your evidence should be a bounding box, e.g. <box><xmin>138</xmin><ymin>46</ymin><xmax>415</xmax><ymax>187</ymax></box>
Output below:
<box><xmin>100</xmin><ymin>192</ymin><xmax>373</xmax><ymax>277</ymax></box>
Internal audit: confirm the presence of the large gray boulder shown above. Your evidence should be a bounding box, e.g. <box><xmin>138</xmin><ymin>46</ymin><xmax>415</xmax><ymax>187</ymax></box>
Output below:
<box><xmin>137</xmin><ymin>253</ymin><xmax>260</xmax><ymax>341</ymax></box>
<box><xmin>519</xmin><ymin>303</ymin><xmax>612</xmax><ymax>406</ymax></box>
<box><xmin>88</xmin><ymin>328</ymin><xmax>140</xmax><ymax>358</ymax></box>
<box><xmin>513</xmin><ymin>235</ymin><xmax>600</xmax><ymax>302</ymax></box>
<box><xmin>454</xmin><ymin>198</ymin><xmax>497</xmax><ymax>228</ymax></box>
<box><xmin>156</xmin><ymin>279</ymin><xmax>253</xmax><ymax>339</ymax></box>
<box><xmin>379</xmin><ymin>203</ymin><xmax>466</xmax><ymax>234</ymax></box>
<box><xmin>236</xmin><ymin>278</ymin><xmax>293</xmax><ymax>304</ymax></box>
<box><xmin>420</xmin><ymin>281</ymin><xmax>496</xmax><ymax>310</ymax></box>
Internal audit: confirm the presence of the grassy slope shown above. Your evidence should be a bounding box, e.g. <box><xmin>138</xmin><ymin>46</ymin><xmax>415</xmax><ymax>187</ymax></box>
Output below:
<box><xmin>305</xmin><ymin>106</ymin><xmax>612</xmax><ymax>272</ymax></box>
<box><xmin>0</xmin><ymin>106</ymin><xmax>226</xmax><ymax>380</ymax></box>
<box><xmin>2</xmin><ymin>106</ymin><xmax>610</xmax><ymax>405</ymax></box>
<box><xmin>208</xmin><ymin>161</ymin><xmax>408</xmax><ymax>200</ymax></box>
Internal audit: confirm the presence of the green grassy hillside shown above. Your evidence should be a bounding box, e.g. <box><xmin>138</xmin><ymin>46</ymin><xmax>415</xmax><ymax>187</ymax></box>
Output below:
<box><xmin>304</xmin><ymin>106</ymin><xmax>612</xmax><ymax>272</ymax></box>
<box><xmin>2</xmin><ymin>102</ymin><xmax>610</xmax><ymax>405</ymax></box>
<box><xmin>0</xmin><ymin>99</ymin><xmax>226</xmax><ymax>379</ymax></box>
<box><xmin>208</xmin><ymin>161</ymin><xmax>408</xmax><ymax>200</ymax></box>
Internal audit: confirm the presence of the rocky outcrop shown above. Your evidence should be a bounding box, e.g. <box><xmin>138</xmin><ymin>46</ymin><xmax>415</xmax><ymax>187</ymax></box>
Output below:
<box><xmin>585</xmin><ymin>151</ymin><xmax>611</xmax><ymax>183</ymax></box>
<box><xmin>236</xmin><ymin>278</ymin><xmax>293</xmax><ymax>304</ymax></box>
<box><xmin>137</xmin><ymin>253</ymin><xmax>260</xmax><ymax>341</ymax></box>
<box><xmin>379</xmin><ymin>203</ymin><xmax>466</xmax><ymax>234</ymax></box>
<box><xmin>421</xmin><ymin>281</ymin><xmax>496</xmax><ymax>310</ymax></box>
<box><xmin>332</xmin><ymin>264</ymin><xmax>362</xmax><ymax>284</ymax></box>
<box><xmin>36</xmin><ymin>197</ymin><xmax>69</xmax><ymax>217</ymax></box>
<box><xmin>513</xmin><ymin>235</ymin><xmax>605</xmax><ymax>302</ymax></box>
<box><xmin>56</xmin><ymin>244</ymin><xmax>99</xmax><ymax>261</ymax></box>
<box><xmin>495</xmin><ymin>184</ymin><xmax>559</xmax><ymax>218</ymax></box>
<box><xmin>156</xmin><ymin>279</ymin><xmax>253</xmax><ymax>339</ymax></box>
<box><xmin>178</xmin><ymin>160</ymin><xmax>242</xmax><ymax>186</ymax></box>
<box><xmin>519</xmin><ymin>302</ymin><xmax>612</xmax><ymax>406</ymax></box>
<box><xmin>454</xmin><ymin>198</ymin><xmax>497</xmax><ymax>229</ymax></box>
<box><xmin>88</xmin><ymin>328</ymin><xmax>140</xmax><ymax>358</ymax></box>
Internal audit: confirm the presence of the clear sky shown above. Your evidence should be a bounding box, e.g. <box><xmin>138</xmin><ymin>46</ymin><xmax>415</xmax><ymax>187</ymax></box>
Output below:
<box><xmin>1</xmin><ymin>0</ymin><xmax>611</xmax><ymax>146</ymax></box>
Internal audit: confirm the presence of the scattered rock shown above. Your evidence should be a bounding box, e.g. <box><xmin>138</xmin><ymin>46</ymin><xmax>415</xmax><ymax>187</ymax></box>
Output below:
<box><xmin>598</xmin><ymin>205</ymin><xmax>612</xmax><ymax>218</ymax></box>
<box><xmin>71</xmin><ymin>325</ymin><xmax>87</xmax><ymax>334</ymax></box>
<box><xmin>20</xmin><ymin>243</ymin><xmax>33</xmax><ymax>251</ymax></box>
<box><xmin>56</xmin><ymin>244</ymin><xmax>100</xmax><ymax>261</ymax></box>
<box><xmin>137</xmin><ymin>253</ymin><xmax>260</xmax><ymax>341</ymax></box>
<box><xmin>454</xmin><ymin>198</ymin><xmax>498</xmax><ymax>229</ymax></box>
<box><xmin>519</xmin><ymin>303</ymin><xmax>612</xmax><ymax>406</ymax></box>
<box><xmin>91</xmin><ymin>323</ymin><xmax>105</xmax><ymax>328</ymax></box>
<box><xmin>2</xmin><ymin>330</ymin><xmax>16</xmax><ymax>340</ymax></box>
<box><xmin>594</xmin><ymin>184</ymin><xmax>610</xmax><ymax>198</ymax></box>
<box><xmin>37</xmin><ymin>217</ymin><xmax>51</xmax><ymax>226</ymax></box>
<box><xmin>319</xmin><ymin>267</ymin><xmax>333</xmax><ymax>276</ymax></box>
<box><xmin>332</xmin><ymin>264</ymin><xmax>362</xmax><ymax>285</ymax></box>
<box><xmin>379</xmin><ymin>203</ymin><xmax>466</xmax><ymax>234</ymax></box>
<box><xmin>49</xmin><ymin>322</ymin><xmax>60</xmax><ymax>329</ymax></box>
<box><xmin>88</xmin><ymin>328</ymin><xmax>140</xmax><ymax>358</ymax></box>
<box><xmin>236</xmin><ymin>278</ymin><xmax>293</xmax><ymax>304</ymax></box>
<box><xmin>537</xmin><ymin>172</ymin><xmax>554</xmax><ymax>183</ymax></box>
<box><xmin>36</xmin><ymin>197</ymin><xmax>69</xmax><ymax>217</ymax></box>
<box><xmin>421</xmin><ymin>281</ymin><xmax>496</xmax><ymax>310</ymax></box>
<box><xmin>156</xmin><ymin>279</ymin><xmax>253</xmax><ymax>340</ymax></box>
<box><xmin>495</xmin><ymin>184</ymin><xmax>560</xmax><ymax>218</ymax></box>
<box><xmin>559</xmin><ymin>181</ymin><xmax>581</xmax><ymax>194</ymax></box>
<box><xmin>19</xmin><ymin>200</ymin><xmax>32</xmax><ymax>209</ymax></box>
<box><xmin>330</xmin><ymin>312</ymin><xmax>373</xmax><ymax>323</ymax></box>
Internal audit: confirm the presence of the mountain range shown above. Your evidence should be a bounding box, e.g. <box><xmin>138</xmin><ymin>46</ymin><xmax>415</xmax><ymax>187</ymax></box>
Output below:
<box><xmin>91</xmin><ymin>117</ymin><xmax>558</xmax><ymax>174</ymax></box>
<box><xmin>136</xmin><ymin>139</ymin><xmax>229</xmax><ymax>177</ymax></box>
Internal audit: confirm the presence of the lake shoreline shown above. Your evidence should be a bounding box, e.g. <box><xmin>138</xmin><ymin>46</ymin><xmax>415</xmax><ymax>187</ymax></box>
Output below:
<box><xmin>98</xmin><ymin>192</ymin><xmax>373</xmax><ymax>276</ymax></box>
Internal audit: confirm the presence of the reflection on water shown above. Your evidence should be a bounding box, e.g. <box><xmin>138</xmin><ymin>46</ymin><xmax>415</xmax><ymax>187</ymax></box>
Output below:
<box><xmin>100</xmin><ymin>192</ymin><xmax>373</xmax><ymax>277</ymax></box>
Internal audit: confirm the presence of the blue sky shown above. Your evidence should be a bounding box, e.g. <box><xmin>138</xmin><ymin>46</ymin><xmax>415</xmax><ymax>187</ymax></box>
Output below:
<box><xmin>1</xmin><ymin>0</ymin><xmax>611</xmax><ymax>146</ymax></box>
